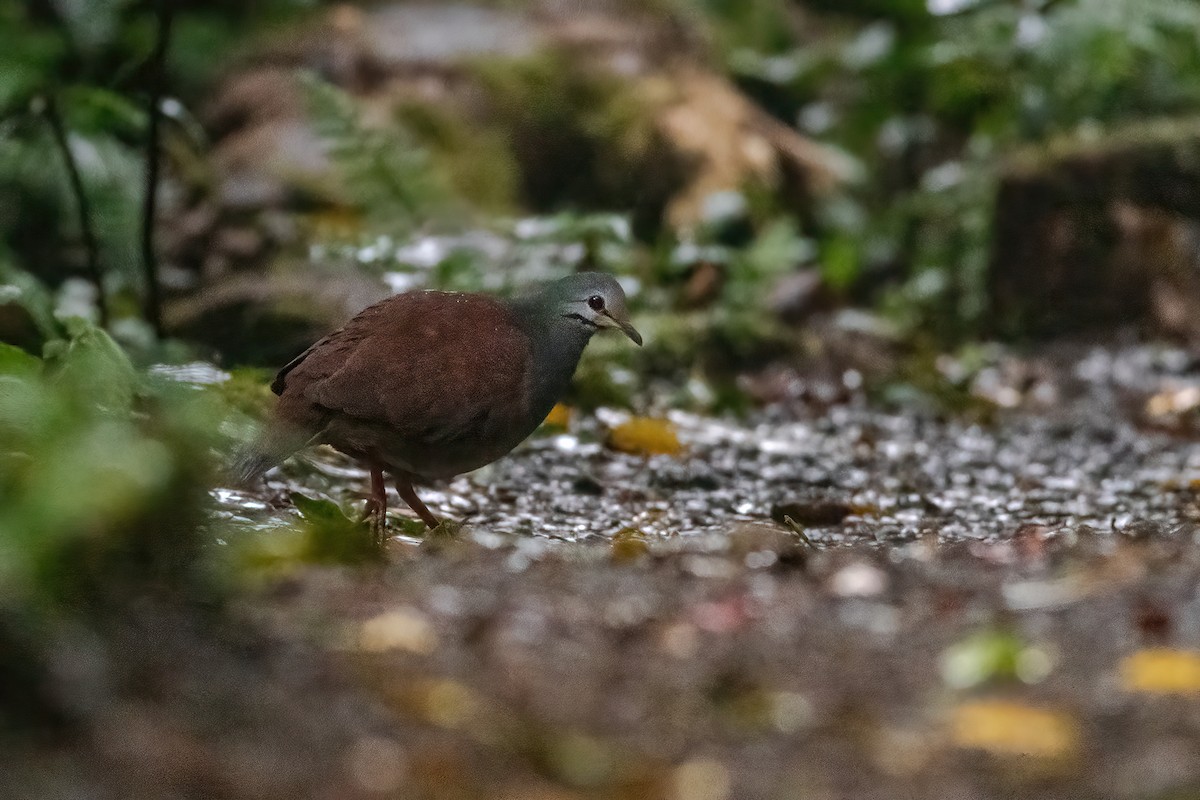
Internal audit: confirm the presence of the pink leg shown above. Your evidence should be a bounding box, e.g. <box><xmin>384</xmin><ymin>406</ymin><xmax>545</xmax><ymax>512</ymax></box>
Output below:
<box><xmin>395</xmin><ymin>476</ymin><xmax>440</xmax><ymax>528</ymax></box>
<box><xmin>364</xmin><ymin>464</ymin><xmax>387</xmax><ymax>529</ymax></box>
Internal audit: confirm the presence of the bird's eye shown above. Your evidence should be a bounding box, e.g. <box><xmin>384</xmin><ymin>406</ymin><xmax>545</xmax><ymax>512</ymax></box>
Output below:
<box><xmin>587</xmin><ymin>295</ymin><xmax>605</xmax><ymax>311</ymax></box>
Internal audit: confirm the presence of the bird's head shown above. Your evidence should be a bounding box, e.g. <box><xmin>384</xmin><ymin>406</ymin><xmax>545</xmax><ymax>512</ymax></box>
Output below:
<box><xmin>547</xmin><ymin>272</ymin><xmax>642</xmax><ymax>346</ymax></box>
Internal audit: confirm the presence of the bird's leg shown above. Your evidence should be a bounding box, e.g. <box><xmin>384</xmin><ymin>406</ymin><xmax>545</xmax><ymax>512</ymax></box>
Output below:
<box><xmin>394</xmin><ymin>476</ymin><xmax>440</xmax><ymax>529</ymax></box>
<box><xmin>364</xmin><ymin>464</ymin><xmax>387</xmax><ymax>537</ymax></box>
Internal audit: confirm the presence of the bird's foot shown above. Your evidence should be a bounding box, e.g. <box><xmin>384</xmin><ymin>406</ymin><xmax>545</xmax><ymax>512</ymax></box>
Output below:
<box><xmin>361</xmin><ymin>501</ymin><xmax>388</xmax><ymax>544</ymax></box>
<box><xmin>424</xmin><ymin>518</ymin><xmax>464</xmax><ymax>542</ymax></box>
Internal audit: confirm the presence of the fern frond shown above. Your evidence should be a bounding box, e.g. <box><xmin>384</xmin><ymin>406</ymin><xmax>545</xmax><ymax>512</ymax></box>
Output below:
<box><xmin>300</xmin><ymin>73</ymin><xmax>451</xmax><ymax>232</ymax></box>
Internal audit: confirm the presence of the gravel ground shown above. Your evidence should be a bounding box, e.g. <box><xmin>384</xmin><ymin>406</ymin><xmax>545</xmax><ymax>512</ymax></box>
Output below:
<box><xmin>6</xmin><ymin>339</ymin><xmax>1200</xmax><ymax>800</ymax></box>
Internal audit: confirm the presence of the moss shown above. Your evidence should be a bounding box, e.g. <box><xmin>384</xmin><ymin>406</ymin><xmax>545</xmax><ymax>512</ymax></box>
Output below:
<box><xmin>469</xmin><ymin>50</ymin><xmax>676</xmax><ymax>221</ymax></box>
<box><xmin>1005</xmin><ymin>115</ymin><xmax>1200</xmax><ymax>176</ymax></box>
<box><xmin>209</xmin><ymin>367</ymin><xmax>275</xmax><ymax>420</ymax></box>
<box><xmin>393</xmin><ymin>100</ymin><xmax>521</xmax><ymax>214</ymax></box>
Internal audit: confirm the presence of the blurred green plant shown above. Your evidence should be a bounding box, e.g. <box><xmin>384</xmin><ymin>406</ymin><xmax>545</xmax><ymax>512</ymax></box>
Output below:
<box><xmin>0</xmin><ymin>0</ymin><xmax>318</xmax><ymax>347</ymax></box>
<box><xmin>713</xmin><ymin>0</ymin><xmax>1200</xmax><ymax>338</ymax></box>
<box><xmin>0</xmin><ymin>323</ymin><xmax>219</xmax><ymax>611</ymax></box>
<box><xmin>302</xmin><ymin>73</ymin><xmax>454</xmax><ymax>233</ymax></box>
<box><xmin>941</xmin><ymin>627</ymin><xmax>1055</xmax><ymax>689</ymax></box>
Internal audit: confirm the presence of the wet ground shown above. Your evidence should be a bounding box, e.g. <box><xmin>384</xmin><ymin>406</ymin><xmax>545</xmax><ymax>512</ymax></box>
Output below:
<box><xmin>217</xmin><ymin>337</ymin><xmax>1200</xmax><ymax>545</ymax></box>
<box><xmin>8</xmin><ymin>338</ymin><xmax>1200</xmax><ymax>800</ymax></box>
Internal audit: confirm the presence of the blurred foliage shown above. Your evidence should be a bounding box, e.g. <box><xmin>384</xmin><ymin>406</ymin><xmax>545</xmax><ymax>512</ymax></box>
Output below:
<box><xmin>703</xmin><ymin>0</ymin><xmax>1200</xmax><ymax>336</ymax></box>
<box><xmin>0</xmin><ymin>0</ymin><xmax>318</xmax><ymax>345</ymax></box>
<box><xmin>289</xmin><ymin>492</ymin><xmax>379</xmax><ymax>563</ymax></box>
<box><xmin>395</xmin><ymin>99</ymin><xmax>521</xmax><ymax>214</ymax></box>
<box><xmin>941</xmin><ymin>627</ymin><xmax>1054</xmax><ymax>689</ymax></box>
<box><xmin>230</xmin><ymin>492</ymin><xmax>381</xmax><ymax>581</ymax></box>
<box><xmin>474</xmin><ymin>51</ymin><xmax>662</xmax><ymax>214</ymax></box>
<box><xmin>303</xmin><ymin>73</ymin><xmax>454</xmax><ymax>231</ymax></box>
<box><xmin>0</xmin><ymin>323</ymin><xmax>218</xmax><ymax>612</ymax></box>
<box><xmin>3</xmin><ymin>0</ymin><xmax>1197</xmax><ymax>361</ymax></box>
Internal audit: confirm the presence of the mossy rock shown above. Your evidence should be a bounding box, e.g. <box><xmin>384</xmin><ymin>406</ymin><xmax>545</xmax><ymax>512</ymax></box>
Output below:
<box><xmin>989</xmin><ymin>117</ymin><xmax>1200</xmax><ymax>338</ymax></box>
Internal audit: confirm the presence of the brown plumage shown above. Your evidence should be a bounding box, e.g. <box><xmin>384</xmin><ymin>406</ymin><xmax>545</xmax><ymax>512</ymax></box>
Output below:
<box><xmin>274</xmin><ymin>292</ymin><xmax>536</xmax><ymax>479</ymax></box>
<box><xmin>236</xmin><ymin>273</ymin><xmax>641</xmax><ymax>530</ymax></box>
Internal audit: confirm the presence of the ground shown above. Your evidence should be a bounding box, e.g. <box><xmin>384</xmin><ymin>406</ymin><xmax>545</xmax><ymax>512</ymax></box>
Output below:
<box><xmin>5</xmin><ymin>337</ymin><xmax>1200</xmax><ymax>800</ymax></box>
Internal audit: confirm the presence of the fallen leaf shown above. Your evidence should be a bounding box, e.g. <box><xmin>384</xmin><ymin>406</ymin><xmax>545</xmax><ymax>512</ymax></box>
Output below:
<box><xmin>770</xmin><ymin>501</ymin><xmax>853</xmax><ymax>527</ymax></box>
<box><xmin>543</xmin><ymin>403</ymin><xmax>572</xmax><ymax>429</ymax></box>
<box><xmin>1145</xmin><ymin>386</ymin><xmax>1200</xmax><ymax>418</ymax></box>
<box><xmin>358</xmin><ymin>608</ymin><xmax>438</xmax><ymax>655</ymax></box>
<box><xmin>1121</xmin><ymin>648</ymin><xmax>1200</xmax><ymax>694</ymax></box>
<box><xmin>608</xmin><ymin>417</ymin><xmax>683</xmax><ymax>456</ymax></box>
<box><xmin>949</xmin><ymin>700</ymin><xmax>1078</xmax><ymax>759</ymax></box>
<box><xmin>611</xmin><ymin>527</ymin><xmax>650</xmax><ymax>562</ymax></box>
<box><xmin>671</xmin><ymin>758</ymin><xmax>731</xmax><ymax>800</ymax></box>
<box><xmin>419</xmin><ymin>679</ymin><xmax>483</xmax><ymax>729</ymax></box>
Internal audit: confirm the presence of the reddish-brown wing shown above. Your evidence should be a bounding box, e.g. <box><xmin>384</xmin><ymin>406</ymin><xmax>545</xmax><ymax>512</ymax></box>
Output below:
<box><xmin>274</xmin><ymin>291</ymin><xmax>533</xmax><ymax>444</ymax></box>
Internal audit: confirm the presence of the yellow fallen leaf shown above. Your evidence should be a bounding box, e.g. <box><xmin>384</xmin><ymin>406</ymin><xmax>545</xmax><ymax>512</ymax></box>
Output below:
<box><xmin>608</xmin><ymin>417</ymin><xmax>682</xmax><ymax>456</ymax></box>
<box><xmin>611</xmin><ymin>527</ymin><xmax>650</xmax><ymax>562</ymax></box>
<box><xmin>949</xmin><ymin>700</ymin><xmax>1078</xmax><ymax>759</ymax></box>
<box><xmin>358</xmin><ymin>608</ymin><xmax>438</xmax><ymax>655</ymax></box>
<box><xmin>1121</xmin><ymin>648</ymin><xmax>1200</xmax><ymax>694</ymax></box>
<box><xmin>419</xmin><ymin>679</ymin><xmax>482</xmax><ymax>728</ymax></box>
<box><xmin>542</xmin><ymin>402</ymin><xmax>572</xmax><ymax>429</ymax></box>
<box><xmin>671</xmin><ymin>758</ymin><xmax>731</xmax><ymax>800</ymax></box>
<box><xmin>1146</xmin><ymin>386</ymin><xmax>1200</xmax><ymax>418</ymax></box>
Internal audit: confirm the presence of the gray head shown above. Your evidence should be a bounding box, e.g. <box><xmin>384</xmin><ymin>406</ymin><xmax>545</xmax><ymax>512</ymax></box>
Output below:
<box><xmin>534</xmin><ymin>272</ymin><xmax>642</xmax><ymax>346</ymax></box>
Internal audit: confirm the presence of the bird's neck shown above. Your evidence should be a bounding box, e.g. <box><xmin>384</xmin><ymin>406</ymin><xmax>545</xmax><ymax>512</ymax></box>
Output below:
<box><xmin>509</xmin><ymin>297</ymin><xmax>593</xmax><ymax>417</ymax></box>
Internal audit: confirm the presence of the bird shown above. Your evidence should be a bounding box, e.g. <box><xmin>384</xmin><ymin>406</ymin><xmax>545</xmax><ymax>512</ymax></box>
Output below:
<box><xmin>234</xmin><ymin>272</ymin><xmax>642</xmax><ymax>530</ymax></box>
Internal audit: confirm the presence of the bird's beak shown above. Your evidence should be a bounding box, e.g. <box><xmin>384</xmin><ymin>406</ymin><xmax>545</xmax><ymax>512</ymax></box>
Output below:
<box><xmin>603</xmin><ymin>312</ymin><xmax>643</xmax><ymax>346</ymax></box>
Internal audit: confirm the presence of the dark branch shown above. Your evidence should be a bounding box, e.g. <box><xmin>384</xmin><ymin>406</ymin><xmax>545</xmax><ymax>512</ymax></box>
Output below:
<box><xmin>140</xmin><ymin>0</ymin><xmax>174</xmax><ymax>339</ymax></box>
<box><xmin>43</xmin><ymin>95</ymin><xmax>109</xmax><ymax>328</ymax></box>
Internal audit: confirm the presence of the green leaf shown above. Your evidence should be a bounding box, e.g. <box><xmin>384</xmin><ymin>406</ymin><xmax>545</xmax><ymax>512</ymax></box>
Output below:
<box><xmin>63</xmin><ymin>85</ymin><xmax>147</xmax><ymax>136</ymax></box>
<box><xmin>301</xmin><ymin>72</ymin><xmax>451</xmax><ymax>230</ymax></box>
<box><xmin>291</xmin><ymin>492</ymin><xmax>351</xmax><ymax>526</ymax></box>
<box><xmin>940</xmin><ymin>629</ymin><xmax>1052</xmax><ymax>689</ymax></box>
<box><xmin>0</xmin><ymin>263</ymin><xmax>62</xmax><ymax>341</ymax></box>
<box><xmin>0</xmin><ymin>343</ymin><xmax>40</xmax><ymax>378</ymax></box>
<box><xmin>45</xmin><ymin>322</ymin><xmax>137</xmax><ymax>413</ymax></box>
<box><xmin>290</xmin><ymin>491</ymin><xmax>381</xmax><ymax>564</ymax></box>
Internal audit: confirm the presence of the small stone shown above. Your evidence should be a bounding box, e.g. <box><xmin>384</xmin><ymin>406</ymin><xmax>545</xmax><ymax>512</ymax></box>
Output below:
<box><xmin>726</xmin><ymin>524</ymin><xmax>808</xmax><ymax>567</ymax></box>
<box><xmin>345</xmin><ymin>735</ymin><xmax>407</xmax><ymax>793</ymax></box>
<box><xmin>660</xmin><ymin>622</ymin><xmax>700</xmax><ymax>659</ymax></box>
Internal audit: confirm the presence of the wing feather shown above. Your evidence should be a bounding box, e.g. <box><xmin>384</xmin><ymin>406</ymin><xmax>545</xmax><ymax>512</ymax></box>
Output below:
<box><xmin>277</xmin><ymin>292</ymin><xmax>533</xmax><ymax>448</ymax></box>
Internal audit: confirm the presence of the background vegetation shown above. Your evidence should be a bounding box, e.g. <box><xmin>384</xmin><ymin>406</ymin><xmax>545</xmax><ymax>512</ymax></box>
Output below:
<box><xmin>3</xmin><ymin>1</ymin><xmax>1200</xmax><ymax>794</ymax></box>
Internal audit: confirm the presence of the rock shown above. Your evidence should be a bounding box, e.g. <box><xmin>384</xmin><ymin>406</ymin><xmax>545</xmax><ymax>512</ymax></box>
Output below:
<box><xmin>989</xmin><ymin>119</ymin><xmax>1200</xmax><ymax>338</ymax></box>
<box><xmin>827</xmin><ymin>560</ymin><xmax>888</xmax><ymax>598</ymax></box>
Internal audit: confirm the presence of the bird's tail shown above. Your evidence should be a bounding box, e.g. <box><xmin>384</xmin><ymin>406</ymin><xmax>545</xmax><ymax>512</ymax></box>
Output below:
<box><xmin>226</xmin><ymin>423</ymin><xmax>311</xmax><ymax>487</ymax></box>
